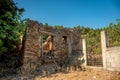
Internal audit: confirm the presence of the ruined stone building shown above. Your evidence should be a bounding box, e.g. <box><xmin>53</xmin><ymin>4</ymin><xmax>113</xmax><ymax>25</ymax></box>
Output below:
<box><xmin>21</xmin><ymin>20</ymin><xmax>120</xmax><ymax>73</ymax></box>
<box><xmin>23</xmin><ymin>20</ymin><xmax>86</xmax><ymax>72</ymax></box>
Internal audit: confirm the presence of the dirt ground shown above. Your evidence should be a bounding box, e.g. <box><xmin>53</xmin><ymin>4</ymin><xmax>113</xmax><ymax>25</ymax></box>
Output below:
<box><xmin>34</xmin><ymin>69</ymin><xmax>120</xmax><ymax>80</ymax></box>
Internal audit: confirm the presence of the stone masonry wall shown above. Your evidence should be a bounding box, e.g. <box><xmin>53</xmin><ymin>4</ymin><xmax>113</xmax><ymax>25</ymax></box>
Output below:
<box><xmin>22</xmin><ymin>20</ymin><xmax>85</xmax><ymax>74</ymax></box>
<box><xmin>23</xmin><ymin>21</ymin><xmax>42</xmax><ymax>64</ymax></box>
<box><xmin>24</xmin><ymin>33</ymin><xmax>40</xmax><ymax>62</ymax></box>
<box><xmin>23</xmin><ymin>20</ymin><xmax>83</xmax><ymax>64</ymax></box>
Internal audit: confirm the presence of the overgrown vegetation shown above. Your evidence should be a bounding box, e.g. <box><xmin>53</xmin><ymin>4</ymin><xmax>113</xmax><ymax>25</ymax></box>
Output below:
<box><xmin>105</xmin><ymin>20</ymin><xmax>120</xmax><ymax>47</ymax></box>
<box><xmin>0</xmin><ymin>0</ymin><xmax>26</xmax><ymax>68</ymax></box>
<box><xmin>74</xmin><ymin>19</ymin><xmax>120</xmax><ymax>55</ymax></box>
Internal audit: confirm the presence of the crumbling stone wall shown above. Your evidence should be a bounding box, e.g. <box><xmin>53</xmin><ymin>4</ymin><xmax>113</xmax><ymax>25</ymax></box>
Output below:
<box><xmin>23</xmin><ymin>20</ymin><xmax>84</xmax><ymax>73</ymax></box>
<box><xmin>23</xmin><ymin>21</ymin><xmax>42</xmax><ymax>64</ymax></box>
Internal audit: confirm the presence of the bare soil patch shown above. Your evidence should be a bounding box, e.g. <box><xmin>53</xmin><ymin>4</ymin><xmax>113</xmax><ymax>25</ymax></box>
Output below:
<box><xmin>34</xmin><ymin>69</ymin><xmax>120</xmax><ymax>80</ymax></box>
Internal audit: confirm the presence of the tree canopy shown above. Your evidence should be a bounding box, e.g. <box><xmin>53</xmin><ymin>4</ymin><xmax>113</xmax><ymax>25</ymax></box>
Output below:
<box><xmin>0</xmin><ymin>0</ymin><xmax>26</xmax><ymax>55</ymax></box>
<box><xmin>80</xmin><ymin>19</ymin><xmax>120</xmax><ymax>55</ymax></box>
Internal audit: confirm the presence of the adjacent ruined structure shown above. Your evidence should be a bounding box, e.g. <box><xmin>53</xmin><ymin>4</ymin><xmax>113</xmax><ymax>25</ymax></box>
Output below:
<box><xmin>23</xmin><ymin>20</ymin><xmax>85</xmax><ymax>73</ymax></box>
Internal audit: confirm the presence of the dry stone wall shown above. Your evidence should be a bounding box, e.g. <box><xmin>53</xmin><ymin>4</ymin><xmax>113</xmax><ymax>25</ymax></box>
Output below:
<box><xmin>23</xmin><ymin>20</ymin><xmax>42</xmax><ymax>65</ymax></box>
<box><xmin>22</xmin><ymin>20</ymin><xmax>85</xmax><ymax>74</ymax></box>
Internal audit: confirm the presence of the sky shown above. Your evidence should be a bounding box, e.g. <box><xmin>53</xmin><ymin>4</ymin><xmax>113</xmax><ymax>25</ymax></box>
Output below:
<box><xmin>14</xmin><ymin>0</ymin><xmax>120</xmax><ymax>28</ymax></box>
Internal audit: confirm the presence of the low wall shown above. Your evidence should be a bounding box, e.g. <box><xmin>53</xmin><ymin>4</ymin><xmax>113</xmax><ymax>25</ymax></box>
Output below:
<box><xmin>105</xmin><ymin>47</ymin><xmax>120</xmax><ymax>71</ymax></box>
<box><xmin>101</xmin><ymin>31</ymin><xmax>120</xmax><ymax>71</ymax></box>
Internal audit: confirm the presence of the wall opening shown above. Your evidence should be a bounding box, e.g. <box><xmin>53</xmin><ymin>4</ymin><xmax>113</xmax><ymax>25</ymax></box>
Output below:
<box><xmin>62</xmin><ymin>36</ymin><xmax>67</xmax><ymax>44</ymax></box>
<box><xmin>42</xmin><ymin>34</ymin><xmax>53</xmax><ymax>52</ymax></box>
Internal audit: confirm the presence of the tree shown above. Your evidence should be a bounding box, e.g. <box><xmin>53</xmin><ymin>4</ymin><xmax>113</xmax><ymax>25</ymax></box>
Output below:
<box><xmin>105</xmin><ymin>20</ymin><xmax>120</xmax><ymax>47</ymax></box>
<box><xmin>54</xmin><ymin>25</ymin><xmax>64</xmax><ymax>29</ymax></box>
<box><xmin>80</xmin><ymin>19</ymin><xmax>120</xmax><ymax>55</ymax></box>
<box><xmin>0</xmin><ymin>0</ymin><xmax>26</xmax><ymax>55</ymax></box>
